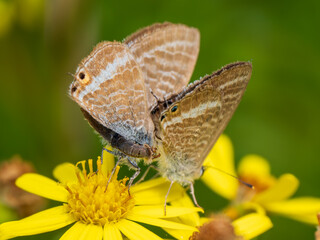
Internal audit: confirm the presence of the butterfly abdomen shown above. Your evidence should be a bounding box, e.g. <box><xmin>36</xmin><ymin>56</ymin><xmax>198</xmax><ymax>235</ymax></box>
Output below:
<box><xmin>80</xmin><ymin>108</ymin><xmax>152</xmax><ymax>159</ymax></box>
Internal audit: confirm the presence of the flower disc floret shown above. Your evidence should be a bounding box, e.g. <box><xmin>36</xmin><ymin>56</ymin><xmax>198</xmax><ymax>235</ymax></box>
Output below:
<box><xmin>65</xmin><ymin>160</ymin><xmax>134</xmax><ymax>225</ymax></box>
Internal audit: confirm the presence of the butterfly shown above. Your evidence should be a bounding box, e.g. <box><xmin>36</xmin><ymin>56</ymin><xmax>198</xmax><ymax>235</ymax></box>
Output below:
<box><xmin>69</xmin><ymin>22</ymin><xmax>199</xmax><ymax>171</ymax></box>
<box><xmin>150</xmin><ymin>61</ymin><xmax>252</xmax><ymax>206</ymax></box>
<box><xmin>69</xmin><ymin>22</ymin><xmax>252</xmax><ymax>208</ymax></box>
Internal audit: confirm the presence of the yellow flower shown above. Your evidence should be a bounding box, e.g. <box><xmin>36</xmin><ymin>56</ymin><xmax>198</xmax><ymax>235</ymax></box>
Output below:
<box><xmin>162</xmin><ymin>192</ymin><xmax>272</xmax><ymax>240</ymax></box>
<box><xmin>0</xmin><ymin>151</ymin><xmax>200</xmax><ymax>240</ymax></box>
<box><xmin>202</xmin><ymin>135</ymin><xmax>320</xmax><ymax>225</ymax></box>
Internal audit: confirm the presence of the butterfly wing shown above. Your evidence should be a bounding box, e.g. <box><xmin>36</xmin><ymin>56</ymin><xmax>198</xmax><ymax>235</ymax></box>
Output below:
<box><xmin>70</xmin><ymin>41</ymin><xmax>154</xmax><ymax>147</ymax></box>
<box><xmin>124</xmin><ymin>22</ymin><xmax>200</xmax><ymax>107</ymax></box>
<box><xmin>151</xmin><ymin>62</ymin><xmax>252</xmax><ymax>184</ymax></box>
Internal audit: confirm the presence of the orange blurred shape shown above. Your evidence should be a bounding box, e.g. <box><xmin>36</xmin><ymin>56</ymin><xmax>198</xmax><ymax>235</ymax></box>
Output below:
<box><xmin>0</xmin><ymin>155</ymin><xmax>46</xmax><ymax>218</ymax></box>
<box><xmin>190</xmin><ymin>215</ymin><xmax>237</xmax><ymax>240</ymax></box>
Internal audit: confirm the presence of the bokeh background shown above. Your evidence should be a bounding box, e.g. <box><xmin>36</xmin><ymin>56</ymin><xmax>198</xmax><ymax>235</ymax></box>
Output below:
<box><xmin>0</xmin><ymin>0</ymin><xmax>319</xmax><ymax>239</ymax></box>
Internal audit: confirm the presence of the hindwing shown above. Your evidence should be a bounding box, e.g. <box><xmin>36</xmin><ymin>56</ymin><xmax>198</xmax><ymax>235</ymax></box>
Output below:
<box><xmin>125</xmin><ymin>22</ymin><xmax>200</xmax><ymax>106</ymax></box>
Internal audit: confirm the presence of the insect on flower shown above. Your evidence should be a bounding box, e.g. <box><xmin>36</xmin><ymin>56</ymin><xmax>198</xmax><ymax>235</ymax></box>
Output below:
<box><xmin>69</xmin><ymin>22</ymin><xmax>252</xmax><ymax>211</ymax></box>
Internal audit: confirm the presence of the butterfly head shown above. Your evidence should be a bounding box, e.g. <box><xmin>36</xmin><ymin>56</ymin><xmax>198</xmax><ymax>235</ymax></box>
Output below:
<box><xmin>151</xmin><ymin>97</ymin><xmax>180</xmax><ymax>141</ymax></box>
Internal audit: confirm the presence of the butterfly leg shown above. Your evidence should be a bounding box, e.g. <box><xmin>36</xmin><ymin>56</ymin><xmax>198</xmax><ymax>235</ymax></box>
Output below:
<box><xmin>135</xmin><ymin>164</ymin><xmax>159</xmax><ymax>185</ymax></box>
<box><xmin>164</xmin><ymin>180</ymin><xmax>174</xmax><ymax>216</ymax></box>
<box><xmin>189</xmin><ymin>182</ymin><xmax>203</xmax><ymax>210</ymax></box>
<box><xmin>127</xmin><ymin>157</ymin><xmax>141</xmax><ymax>195</ymax></box>
<box><xmin>105</xmin><ymin>158</ymin><xmax>120</xmax><ymax>192</ymax></box>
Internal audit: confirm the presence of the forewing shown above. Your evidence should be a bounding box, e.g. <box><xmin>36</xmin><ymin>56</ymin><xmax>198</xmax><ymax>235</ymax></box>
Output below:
<box><xmin>69</xmin><ymin>41</ymin><xmax>154</xmax><ymax>145</ymax></box>
<box><xmin>153</xmin><ymin>62</ymin><xmax>252</xmax><ymax>169</ymax></box>
<box><xmin>124</xmin><ymin>22</ymin><xmax>200</xmax><ymax>107</ymax></box>
<box><xmin>159</xmin><ymin>80</ymin><xmax>222</xmax><ymax>171</ymax></box>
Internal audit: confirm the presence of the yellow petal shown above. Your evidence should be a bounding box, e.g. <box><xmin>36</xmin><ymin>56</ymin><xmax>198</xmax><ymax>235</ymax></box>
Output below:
<box><xmin>283</xmin><ymin>213</ymin><xmax>319</xmax><ymax>225</ymax></box>
<box><xmin>202</xmin><ymin>135</ymin><xmax>237</xmax><ymax>200</ymax></box>
<box><xmin>203</xmin><ymin>135</ymin><xmax>235</xmax><ymax>172</ymax></box>
<box><xmin>0</xmin><ymin>206</ymin><xmax>75</xmax><ymax>239</ymax></box>
<box><xmin>199</xmin><ymin>217</ymin><xmax>210</xmax><ymax>225</ymax></box>
<box><xmin>16</xmin><ymin>173</ymin><xmax>68</xmax><ymax>202</ymax></box>
<box><xmin>104</xmin><ymin>224</ymin><xmax>123</xmax><ymax>240</ymax></box>
<box><xmin>170</xmin><ymin>193</ymin><xmax>201</xmax><ymax>226</ymax></box>
<box><xmin>60</xmin><ymin>222</ymin><xmax>103</xmax><ymax>240</ymax></box>
<box><xmin>131</xmin><ymin>205</ymin><xmax>201</xmax><ymax>219</ymax></box>
<box><xmin>163</xmin><ymin>228</ymin><xmax>194</xmax><ymax>240</ymax></box>
<box><xmin>117</xmin><ymin>219</ymin><xmax>162</xmax><ymax>240</ymax></box>
<box><xmin>241</xmin><ymin>202</ymin><xmax>266</xmax><ymax>216</ymax></box>
<box><xmin>263</xmin><ymin>197</ymin><xmax>320</xmax><ymax>224</ymax></box>
<box><xmin>238</xmin><ymin>155</ymin><xmax>271</xmax><ymax>177</ymax></box>
<box><xmin>131</xmin><ymin>178</ymin><xmax>167</xmax><ymax>193</ymax></box>
<box><xmin>134</xmin><ymin>182</ymin><xmax>185</xmax><ymax>205</ymax></box>
<box><xmin>233</xmin><ymin>213</ymin><xmax>273</xmax><ymax>240</ymax></box>
<box><xmin>254</xmin><ymin>174</ymin><xmax>299</xmax><ymax>204</ymax></box>
<box><xmin>101</xmin><ymin>145</ymin><xmax>115</xmax><ymax>175</ymax></box>
<box><xmin>126</xmin><ymin>213</ymin><xmax>197</xmax><ymax>231</ymax></box>
<box><xmin>53</xmin><ymin>163</ymin><xmax>77</xmax><ymax>184</ymax></box>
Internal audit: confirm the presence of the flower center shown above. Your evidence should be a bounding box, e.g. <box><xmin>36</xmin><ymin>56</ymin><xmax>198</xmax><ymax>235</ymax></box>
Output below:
<box><xmin>65</xmin><ymin>159</ymin><xmax>135</xmax><ymax>225</ymax></box>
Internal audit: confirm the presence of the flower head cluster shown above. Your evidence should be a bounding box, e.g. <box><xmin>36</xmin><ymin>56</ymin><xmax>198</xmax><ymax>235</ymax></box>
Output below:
<box><xmin>0</xmin><ymin>152</ymin><xmax>200</xmax><ymax>240</ymax></box>
<box><xmin>202</xmin><ymin>135</ymin><xmax>320</xmax><ymax>225</ymax></box>
<box><xmin>1</xmin><ymin>135</ymin><xmax>317</xmax><ymax>239</ymax></box>
<box><xmin>160</xmin><ymin>189</ymin><xmax>272</xmax><ymax>240</ymax></box>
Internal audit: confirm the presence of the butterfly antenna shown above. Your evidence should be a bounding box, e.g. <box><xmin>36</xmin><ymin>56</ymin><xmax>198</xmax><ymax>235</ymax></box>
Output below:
<box><xmin>150</xmin><ymin>90</ymin><xmax>161</xmax><ymax>102</ymax></box>
<box><xmin>205</xmin><ymin>165</ymin><xmax>254</xmax><ymax>189</ymax></box>
<box><xmin>67</xmin><ymin>72</ymin><xmax>75</xmax><ymax>78</ymax></box>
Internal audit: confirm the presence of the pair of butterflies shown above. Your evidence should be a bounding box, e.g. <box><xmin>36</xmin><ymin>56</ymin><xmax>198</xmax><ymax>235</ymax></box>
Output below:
<box><xmin>69</xmin><ymin>22</ymin><xmax>252</xmax><ymax>206</ymax></box>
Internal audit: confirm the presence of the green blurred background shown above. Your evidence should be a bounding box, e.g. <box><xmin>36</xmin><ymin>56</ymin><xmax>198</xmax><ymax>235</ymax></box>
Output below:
<box><xmin>0</xmin><ymin>0</ymin><xmax>319</xmax><ymax>239</ymax></box>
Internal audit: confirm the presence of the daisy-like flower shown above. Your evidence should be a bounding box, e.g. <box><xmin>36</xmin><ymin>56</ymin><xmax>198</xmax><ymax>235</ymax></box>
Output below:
<box><xmin>0</xmin><ymin>151</ymin><xmax>200</xmax><ymax>240</ymax></box>
<box><xmin>201</xmin><ymin>134</ymin><xmax>320</xmax><ymax>225</ymax></box>
<box><xmin>162</xmin><ymin>191</ymin><xmax>272</xmax><ymax>240</ymax></box>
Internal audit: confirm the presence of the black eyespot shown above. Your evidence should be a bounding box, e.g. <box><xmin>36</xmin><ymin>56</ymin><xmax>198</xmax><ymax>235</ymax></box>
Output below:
<box><xmin>171</xmin><ymin>105</ymin><xmax>178</xmax><ymax>113</ymax></box>
<box><xmin>71</xmin><ymin>86</ymin><xmax>77</xmax><ymax>93</ymax></box>
<box><xmin>160</xmin><ymin>115</ymin><xmax>166</xmax><ymax>121</ymax></box>
<box><xmin>79</xmin><ymin>72</ymin><xmax>85</xmax><ymax>80</ymax></box>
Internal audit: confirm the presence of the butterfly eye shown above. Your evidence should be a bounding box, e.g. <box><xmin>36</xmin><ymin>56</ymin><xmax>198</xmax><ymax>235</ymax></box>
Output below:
<box><xmin>160</xmin><ymin>114</ymin><xmax>166</xmax><ymax>121</ymax></box>
<box><xmin>171</xmin><ymin>105</ymin><xmax>178</xmax><ymax>113</ymax></box>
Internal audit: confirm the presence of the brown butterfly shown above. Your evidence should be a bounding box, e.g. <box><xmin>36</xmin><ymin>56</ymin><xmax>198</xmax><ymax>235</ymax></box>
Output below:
<box><xmin>69</xmin><ymin>22</ymin><xmax>252</xmax><ymax>208</ymax></box>
<box><xmin>150</xmin><ymin>62</ymin><xmax>252</xmax><ymax>206</ymax></box>
<box><xmin>69</xmin><ymin>23</ymin><xmax>199</xmax><ymax>176</ymax></box>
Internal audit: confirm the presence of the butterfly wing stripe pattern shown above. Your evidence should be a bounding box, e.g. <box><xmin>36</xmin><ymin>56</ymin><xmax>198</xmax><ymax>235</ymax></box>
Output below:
<box><xmin>199</xmin><ymin>62</ymin><xmax>252</xmax><ymax>161</ymax></box>
<box><xmin>70</xmin><ymin>41</ymin><xmax>154</xmax><ymax>146</ymax></box>
<box><xmin>124</xmin><ymin>22</ymin><xmax>200</xmax><ymax>106</ymax></box>
<box><xmin>151</xmin><ymin>62</ymin><xmax>252</xmax><ymax>184</ymax></box>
